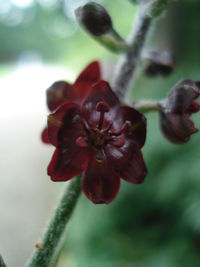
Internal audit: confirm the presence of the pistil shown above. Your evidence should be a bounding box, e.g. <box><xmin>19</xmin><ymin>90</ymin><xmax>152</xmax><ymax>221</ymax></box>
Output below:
<box><xmin>96</xmin><ymin>101</ymin><xmax>110</xmax><ymax>129</ymax></box>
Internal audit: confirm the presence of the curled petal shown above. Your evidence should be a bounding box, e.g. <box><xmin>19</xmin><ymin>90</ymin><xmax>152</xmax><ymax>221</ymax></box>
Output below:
<box><xmin>48</xmin><ymin>147</ymin><xmax>90</xmax><ymax>181</ymax></box>
<box><xmin>82</xmin><ymin>159</ymin><xmax>120</xmax><ymax>204</ymax></box>
<box><xmin>120</xmin><ymin>106</ymin><xmax>146</xmax><ymax>148</ymax></box>
<box><xmin>47</xmin><ymin>81</ymin><xmax>75</xmax><ymax>111</ymax></box>
<box><xmin>48</xmin><ymin>103</ymin><xmax>82</xmax><ymax>147</ymax></box>
<box><xmin>120</xmin><ymin>148</ymin><xmax>147</xmax><ymax>184</ymax></box>
<box><xmin>41</xmin><ymin>127</ymin><xmax>50</xmax><ymax>144</ymax></box>
<box><xmin>160</xmin><ymin>112</ymin><xmax>198</xmax><ymax>144</ymax></box>
<box><xmin>167</xmin><ymin>79</ymin><xmax>200</xmax><ymax>112</ymax></box>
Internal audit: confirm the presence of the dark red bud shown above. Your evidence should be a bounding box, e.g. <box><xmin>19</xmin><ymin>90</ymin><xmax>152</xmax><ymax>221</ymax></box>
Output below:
<box><xmin>159</xmin><ymin>79</ymin><xmax>200</xmax><ymax>144</ymax></box>
<box><xmin>75</xmin><ymin>2</ymin><xmax>112</xmax><ymax>36</ymax></box>
<box><xmin>144</xmin><ymin>51</ymin><xmax>175</xmax><ymax>77</ymax></box>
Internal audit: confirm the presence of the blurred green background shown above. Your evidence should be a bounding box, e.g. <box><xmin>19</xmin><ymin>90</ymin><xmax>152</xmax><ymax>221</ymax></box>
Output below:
<box><xmin>0</xmin><ymin>0</ymin><xmax>200</xmax><ymax>267</ymax></box>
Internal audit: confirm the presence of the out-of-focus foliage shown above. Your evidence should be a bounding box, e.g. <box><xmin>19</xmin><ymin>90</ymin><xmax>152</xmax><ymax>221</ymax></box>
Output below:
<box><xmin>0</xmin><ymin>0</ymin><xmax>134</xmax><ymax>66</ymax></box>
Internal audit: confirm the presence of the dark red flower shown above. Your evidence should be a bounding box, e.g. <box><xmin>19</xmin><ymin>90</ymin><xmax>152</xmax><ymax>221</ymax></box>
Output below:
<box><xmin>160</xmin><ymin>79</ymin><xmax>200</xmax><ymax>144</ymax></box>
<box><xmin>41</xmin><ymin>61</ymin><xmax>101</xmax><ymax>144</ymax></box>
<box><xmin>47</xmin><ymin>81</ymin><xmax>147</xmax><ymax>204</ymax></box>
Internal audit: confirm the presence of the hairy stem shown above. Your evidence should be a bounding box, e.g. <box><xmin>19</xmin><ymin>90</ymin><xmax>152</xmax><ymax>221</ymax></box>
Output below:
<box><xmin>26</xmin><ymin>175</ymin><xmax>82</xmax><ymax>267</ymax></box>
<box><xmin>0</xmin><ymin>255</ymin><xmax>6</xmax><ymax>267</ymax></box>
<box><xmin>111</xmin><ymin>0</ymin><xmax>168</xmax><ymax>99</ymax></box>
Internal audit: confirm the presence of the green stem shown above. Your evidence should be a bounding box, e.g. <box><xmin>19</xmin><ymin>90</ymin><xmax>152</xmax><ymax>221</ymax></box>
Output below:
<box><xmin>111</xmin><ymin>0</ymin><xmax>169</xmax><ymax>99</ymax></box>
<box><xmin>26</xmin><ymin>175</ymin><xmax>82</xmax><ymax>267</ymax></box>
<box><xmin>97</xmin><ymin>29</ymin><xmax>130</xmax><ymax>53</ymax></box>
<box><xmin>0</xmin><ymin>255</ymin><xmax>6</xmax><ymax>267</ymax></box>
<box><xmin>133</xmin><ymin>99</ymin><xmax>162</xmax><ymax>113</ymax></box>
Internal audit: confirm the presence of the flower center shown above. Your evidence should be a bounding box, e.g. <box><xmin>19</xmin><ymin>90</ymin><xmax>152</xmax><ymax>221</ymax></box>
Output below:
<box><xmin>88</xmin><ymin>101</ymin><xmax>111</xmax><ymax>147</ymax></box>
<box><xmin>75</xmin><ymin>101</ymin><xmax>129</xmax><ymax>163</ymax></box>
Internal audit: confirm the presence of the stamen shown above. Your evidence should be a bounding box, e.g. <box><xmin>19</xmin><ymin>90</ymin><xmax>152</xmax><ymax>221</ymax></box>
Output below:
<box><xmin>103</xmin><ymin>122</ymin><xmax>113</xmax><ymax>133</ymax></box>
<box><xmin>96</xmin><ymin>101</ymin><xmax>110</xmax><ymax>130</ymax></box>
<box><xmin>111</xmin><ymin>135</ymin><xmax>125</xmax><ymax>147</ymax></box>
<box><xmin>76</xmin><ymin>136</ymin><xmax>88</xmax><ymax>148</ymax></box>
<box><xmin>111</xmin><ymin>120</ymin><xmax>131</xmax><ymax>136</ymax></box>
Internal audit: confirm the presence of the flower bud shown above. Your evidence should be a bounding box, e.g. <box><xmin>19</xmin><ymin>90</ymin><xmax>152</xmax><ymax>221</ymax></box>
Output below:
<box><xmin>144</xmin><ymin>51</ymin><xmax>175</xmax><ymax>77</ymax></box>
<box><xmin>75</xmin><ymin>2</ymin><xmax>112</xmax><ymax>36</ymax></box>
<box><xmin>159</xmin><ymin>80</ymin><xmax>200</xmax><ymax>144</ymax></box>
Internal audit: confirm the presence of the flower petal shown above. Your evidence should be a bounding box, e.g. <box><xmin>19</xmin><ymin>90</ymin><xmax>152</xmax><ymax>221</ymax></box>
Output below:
<box><xmin>82</xmin><ymin>80</ymin><xmax>119</xmax><ymax>108</ymax></box>
<box><xmin>82</xmin><ymin>80</ymin><xmax>120</xmax><ymax>125</ymax></box>
<box><xmin>74</xmin><ymin>61</ymin><xmax>101</xmax><ymax>86</ymax></box>
<box><xmin>48</xmin><ymin>147</ymin><xmax>90</xmax><ymax>181</ymax></box>
<box><xmin>47</xmin><ymin>103</ymin><xmax>82</xmax><ymax>147</ymax></box>
<box><xmin>41</xmin><ymin>127</ymin><xmax>50</xmax><ymax>144</ymax></box>
<box><xmin>167</xmin><ymin>79</ymin><xmax>200</xmax><ymax>112</ymax></box>
<box><xmin>74</xmin><ymin>61</ymin><xmax>101</xmax><ymax>100</ymax></box>
<box><xmin>105</xmin><ymin>139</ymin><xmax>134</xmax><ymax>170</ymax></box>
<box><xmin>120</xmin><ymin>148</ymin><xmax>147</xmax><ymax>184</ymax></box>
<box><xmin>105</xmin><ymin>140</ymin><xmax>147</xmax><ymax>184</ymax></box>
<box><xmin>47</xmin><ymin>81</ymin><xmax>76</xmax><ymax>111</ymax></box>
<box><xmin>120</xmin><ymin>106</ymin><xmax>146</xmax><ymax>148</ymax></box>
<box><xmin>82</xmin><ymin>159</ymin><xmax>120</xmax><ymax>204</ymax></box>
<box><xmin>160</xmin><ymin>112</ymin><xmax>198</xmax><ymax>144</ymax></box>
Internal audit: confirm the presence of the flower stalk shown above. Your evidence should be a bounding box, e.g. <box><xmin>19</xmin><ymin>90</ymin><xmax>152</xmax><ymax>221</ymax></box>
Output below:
<box><xmin>112</xmin><ymin>0</ymin><xmax>169</xmax><ymax>99</ymax></box>
<box><xmin>75</xmin><ymin>2</ymin><xmax>130</xmax><ymax>53</ymax></box>
<box><xmin>26</xmin><ymin>175</ymin><xmax>81</xmax><ymax>267</ymax></box>
<box><xmin>133</xmin><ymin>99</ymin><xmax>162</xmax><ymax>113</ymax></box>
<box><xmin>96</xmin><ymin>29</ymin><xmax>130</xmax><ymax>53</ymax></box>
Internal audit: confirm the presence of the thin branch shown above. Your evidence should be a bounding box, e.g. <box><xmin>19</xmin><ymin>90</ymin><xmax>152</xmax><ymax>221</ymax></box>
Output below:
<box><xmin>26</xmin><ymin>175</ymin><xmax>82</xmax><ymax>267</ymax></box>
<box><xmin>111</xmin><ymin>0</ymin><xmax>169</xmax><ymax>99</ymax></box>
